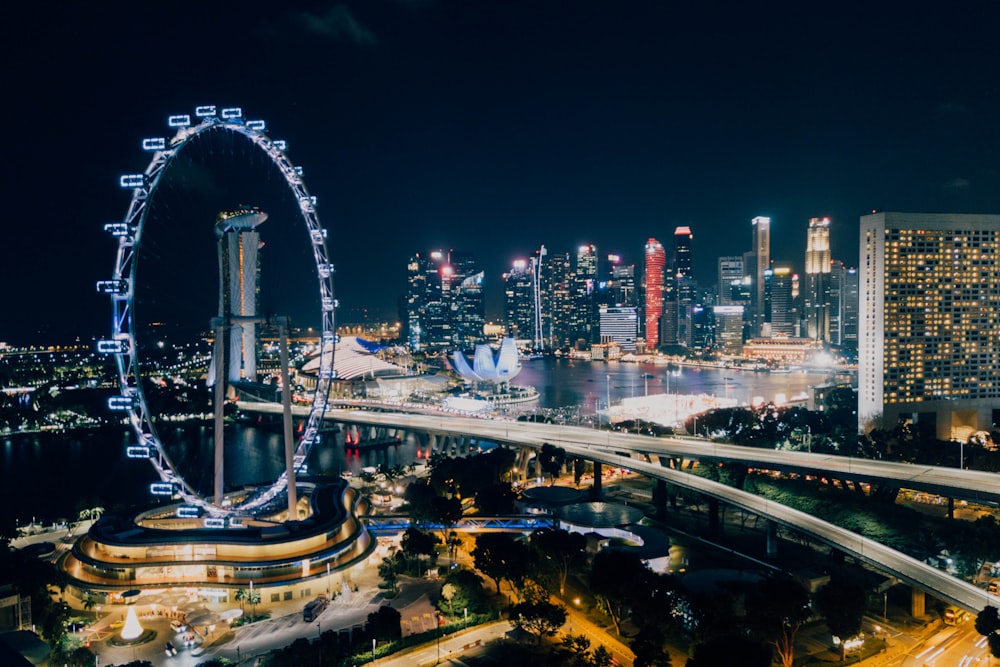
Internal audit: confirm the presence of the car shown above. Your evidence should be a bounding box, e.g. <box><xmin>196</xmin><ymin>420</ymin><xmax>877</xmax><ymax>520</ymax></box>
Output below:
<box><xmin>170</xmin><ymin>620</ymin><xmax>188</xmax><ymax>632</ymax></box>
<box><xmin>164</xmin><ymin>642</ymin><xmax>178</xmax><ymax>656</ymax></box>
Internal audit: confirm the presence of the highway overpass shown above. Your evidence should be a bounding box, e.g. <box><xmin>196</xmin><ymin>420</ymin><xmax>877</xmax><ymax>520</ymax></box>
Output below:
<box><xmin>239</xmin><ymin>401</ymin><xmax>1000</xmax><ymax>613</ymax></box>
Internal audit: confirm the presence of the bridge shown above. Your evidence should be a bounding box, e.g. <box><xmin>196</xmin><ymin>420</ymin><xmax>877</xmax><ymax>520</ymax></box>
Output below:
<box><xmin>239</xmin><ymin>400</ymin><xmax>1000</xmax><ymax>613</ymax></box>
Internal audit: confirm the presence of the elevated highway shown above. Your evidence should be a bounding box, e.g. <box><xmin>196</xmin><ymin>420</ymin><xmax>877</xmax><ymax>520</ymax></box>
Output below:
<box><xmin>239</xmin><ymin>401</ymin><xmax>1000</xmax><ymax>612</ymax></box>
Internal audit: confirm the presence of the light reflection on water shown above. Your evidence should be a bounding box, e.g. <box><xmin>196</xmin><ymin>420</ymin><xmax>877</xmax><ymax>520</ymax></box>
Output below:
<box><xmin>1</xmin><ymin>360</ymin><xmax>843</xmax><ymax>525</ymax></box>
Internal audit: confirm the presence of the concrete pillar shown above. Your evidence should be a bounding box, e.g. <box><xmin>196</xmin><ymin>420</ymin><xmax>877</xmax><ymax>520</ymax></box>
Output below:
<box><xmin>766</xmin><ymin>520</ymin><xmax>778</xmax><ymax>557</ymax></box>
<box><xmin>654</xmin><ymin>479</ymin><xmax>667</xmax><ymax>519</ymax></box>
<box><xmin>948</xmin><ymin>496</ymin><xmax>955</xmax><ymax>520</ymax></box>
<box><xmin>592</xmin><ymin>462</ymin><xmax>603</xmax><ymax>499</ymax></box>
<box><xmin>708</xmin><ymin>497</ymin><xmax>720</xmax><ymax>536</ymax></box>
<box><xmin>911</xmin><ymin>588</ymin><xmax>925</xmax><ymax>618</ymax></box>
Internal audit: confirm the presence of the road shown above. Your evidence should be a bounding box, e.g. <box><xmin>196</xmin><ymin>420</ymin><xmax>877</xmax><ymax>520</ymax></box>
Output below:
<box><xmin>246</xmin><ymin>404</ymin><xmax>1000</xmax><ymax>613</ymax></box>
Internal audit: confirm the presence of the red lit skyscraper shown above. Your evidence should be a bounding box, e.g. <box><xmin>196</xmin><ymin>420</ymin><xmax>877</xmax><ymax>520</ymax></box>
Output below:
<box><xmin>644</xmin><ymin>238</ymin><xmax>666</xmax><ymax>348</ymax></box>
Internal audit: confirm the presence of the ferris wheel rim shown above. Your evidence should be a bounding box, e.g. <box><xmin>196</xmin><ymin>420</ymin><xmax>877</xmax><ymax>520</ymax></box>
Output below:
<box><xmin>104</xmin><ymin>107</ymin><xmax>336</xmax><ymax>517</ymax></box>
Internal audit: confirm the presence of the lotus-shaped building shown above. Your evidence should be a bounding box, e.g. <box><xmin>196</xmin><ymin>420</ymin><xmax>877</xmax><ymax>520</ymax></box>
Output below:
<box><xmin>452</xmin><ymin>337</ymin><xmax>522</xmax><ymax>384</ymax></box>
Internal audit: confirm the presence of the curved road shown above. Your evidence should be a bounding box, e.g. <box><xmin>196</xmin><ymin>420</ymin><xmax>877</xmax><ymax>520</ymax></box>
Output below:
<box><xmin>241</xmin><ymin>402</ymin><xmax>1000</xmax><ymax>613</ymax></box>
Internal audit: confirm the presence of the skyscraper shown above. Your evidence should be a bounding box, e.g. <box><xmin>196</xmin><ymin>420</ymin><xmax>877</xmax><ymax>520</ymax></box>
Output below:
<box><xmin>406</xmin><ymin>250</ymin><xmax>483</xmax><ymax>352</ymax></box>
<box><xmin>859</xmin><ymin>212</ymin><xmax>1000</xmax><ymax>439</ymax></box>
<box><xmin>570</xmin><ymin>244</ymin><xmax>598</xmax><ymax>344</ymax></box>
<box><xmin>215</xmin><ymin>207</ymin><xmax>266</xmax><ymax>384</ymax></box>
<box><xmin>805</xmin><ymin>217</ymin><xmax>832</xmax><ymax>342</ymax></box>
<box><xmin>644</xmin><ymin>238</ymin><xmax>666</xmax><ymax>348</ymax></box>
<box><xmin>751</xmin><ymin>216</ymin><xmax>771</xmax><ymax>337</ymax></box>
<box><xmin>717</xmin><ymin>256</ymin><xmax>744</xmax><ymax>305</ymax></box>
<box><xmin>503</xmin><ymin>259</ymin><xmax>535</xmax><ymax>342</ymax></box>
<box><xmin>674</xmin><ymin>226</ymin><xmax>695</xmax><ymax>346</ymax></box>
<box><xmin>766</xmin><ymin>266</ymin><xmax>798</xmax><ymax>337</ymax></box>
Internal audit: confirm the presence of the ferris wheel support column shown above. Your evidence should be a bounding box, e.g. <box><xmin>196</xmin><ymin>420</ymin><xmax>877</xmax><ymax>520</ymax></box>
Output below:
<box><xmin>212</xmin><ymin>318</ymin><xmax>227</xmax><ymax>507</ymax></box>
<box><xmin>276</xmin><ymin>318</ymin><xmax>297</xmax><ymax>517</ymax></box>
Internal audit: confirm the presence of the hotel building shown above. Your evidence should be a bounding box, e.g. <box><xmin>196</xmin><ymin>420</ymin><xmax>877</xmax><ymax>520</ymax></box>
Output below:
<box><xmin>859</xmin><ymin>212</ymin><xmax>1000</xmax><ymax>439</ymax></box>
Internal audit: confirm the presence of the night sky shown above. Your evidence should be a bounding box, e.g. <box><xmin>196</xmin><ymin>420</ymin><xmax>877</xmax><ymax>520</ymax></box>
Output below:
<box><xmin>4</xmin><ymin>1</ymin><xmax>1000</xmax><ymax>344</ymax></box>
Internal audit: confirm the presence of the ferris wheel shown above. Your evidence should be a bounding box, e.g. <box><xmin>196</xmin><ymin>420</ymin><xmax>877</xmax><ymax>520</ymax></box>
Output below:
<box><xmin>97</xmin><ymin>105</ymin><xmax>337</xmax><ymax>519</ymax></box>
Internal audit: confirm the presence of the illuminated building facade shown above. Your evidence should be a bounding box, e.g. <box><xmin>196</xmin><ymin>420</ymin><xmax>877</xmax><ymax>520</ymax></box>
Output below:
<box><xmin>504</xmin><ymin>260</ymin><xmax>535</xmax><ymax>342</ymax></box>
<box><xmin>215</xmin><ymin>207</ymin><xmax>266</xmax><ymax>384</ymax></box>
<box><xmin>805</xmin><ymin>217</ymin><xmax>832</xmax><ymax>342</ymax></box>
<box><xmin>598</xmin><ymin>306</ymin><xmax>638</xmax><ymax>351</ymax></box>
<box><xmin>751</xmin><ymin>216</ymin><xmax>771</xmax><ymax>337</ymax></box>
<box><xmin>60</xmin><ymin>481</ymin><xmax>373</xmax><ymax>609</ymax></box>
<box><xmin>644</xmin><ymin>238</ymin><xmax>666</xmax><ymax>348</ymax></box>
<box><xmin>405</xmin><ymin>250</ymin><xmax>484</xmax><ymax>352</ymax></box>
<box><xmin>674</xmin><ymin>226</ymin><xmax>695</xmax><ymax>346</ymax></box>
<box><xmin>859</xmin><ymin>212</ymin><xmax>1000</xmax><ymax>439</ymax></box>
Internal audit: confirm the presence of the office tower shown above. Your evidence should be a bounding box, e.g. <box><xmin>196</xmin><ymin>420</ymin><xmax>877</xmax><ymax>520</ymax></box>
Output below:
<box><xmin>751</xmin><ymin>216</ymin><xmax>771</xmax><ymax>336</ymax></box>
<box><xmin>712</xmin><ymin>305</ymin><xmax>745</xmax><ymax>353</ymax></box>
<box><xmin>453</xmin><ymin>271</ymin><xmax>486</xmax><ymax>350</ymax></box>
<box><xmin>598</xmin><ymin>306</ymin><xmax>638</xmax><ymax>351</ymax></box>
<box><xmin>859</xmin><ymin>212</ymin><xmax>1000</xmax><ymax>438</ymax></box>
<box><xmin>718</xmin><ymin>256</ymin><xmax>744</xmax><ymax>304</ymax></box>
<box><xmin>215</xmin><ymin>207</ymin><xmax>266</xmax><ymax>384</ymax></box>
<box><xmin>674</xmin><ymin>226</ymin><xmax>696</xmax><ymax>345</ymax></box>
<box><xmin>644</xmin><ymin>238</ymin><xmax>666</xmax><ymax>348</ymax></box>
<box><xmin>547</xmin><ymin>251</ymin><xmax>573</xmax><ymax>348</ymax></box>
<box><xmin>608</xmin><ymin>258</ymin><xmax>637</xmax><ymax>308</ymax></box>
<box><xmin>405</xmin><ymin>249</ymin><xmax>482</xmax><ymax>352</ymax></box>
<box><xmin>571</xmin><ymin>244</ymin><xmax>598</xmax><ymax>344</ymax></box>
<box><xmin>842</xmin><ymin>266</ymin><xmax>859</xmax><ymax>344</ymax></box>
<box><xmin>503</xmin><ymin>260</ymin><xmax>535</xmax><ymax>342</ymax></box>
<box><xmin>766</xmin><ymin>266</ymin><xmax>798</xmax><ymax>337</ymax></box>
<box><xmin>805</xmin><ymin>217</ymin><xmax>832</xmax><ymax>342</ymax></box>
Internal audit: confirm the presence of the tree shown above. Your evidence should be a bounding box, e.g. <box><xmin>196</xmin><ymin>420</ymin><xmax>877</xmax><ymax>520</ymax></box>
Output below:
<box><xmin>631</xmin><ymin>624</ymin><xmax>672</xmax><ymax>667</ymax></box>
<box><xmin>687</xmin><ymin>633</ymin><xmax>771</xmax><ymax>667</ymax></box>
<box><xmin>234</xmin><ymin>588</ymin><xmax>248</xmax><ymax>613</ymax></box>
<box><xmin>378</xmin><ymin>556</ymin><xmax>400</xmax><ymax>594</ymax></box>
<box><xmin>590</xmin><ymin>549</ymin><xmax>649</xmax><ymax>636</ymax></box>
<box><xmin>472</xmin><ymin>532</ymin><xmax>532</xmax><ymax>598</ymax></box>
<box><xmin>530</xmin><ymin>528</ymin><xmax>587</xmax><ymax>595</ymax></box>
<box><xmin>537</xmin><ymin>443</ymin><xmax>567</xmax><ymax>481</ymax></box>
<box><xmin>401</xmin><ymin>527</ymin><xmax>440</xmax><ymax>573</ymax></box>
<box><xmin>509</xmin><ymin>598</ymin><xmax>567</xmax><ymax>645</ymax></box>
<box><xmin>814</xmin><ymin>575</ymin><xmax>867</xmax><ymax>661</ymax></box>
<box><xmin>248</xmin><ymin>588</ymin><xmax>261</xmax><ymax>620</ymax></box>
<box><xmin>367</xmin><ymin>604</ymin><xmax>402</xmax><ymax>641</ymax></box>
<box><xmin>746</xmin><ymin>575</ymin><xmax>810</xmax><ymax>667</ymax></box>
<box><xmin>440</xmin><ymin>568</ymin><xmax>490</xmax><ymax>615</ymax></box>
<box><xmin>976</xmin><ymin>605</ymin><xmax>1000</xmax><ymax>660</ymax></box>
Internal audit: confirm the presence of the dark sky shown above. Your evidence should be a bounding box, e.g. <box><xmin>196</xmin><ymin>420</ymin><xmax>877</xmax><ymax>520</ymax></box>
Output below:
<box><xmin>4</xmin><ymin>1</ymin><xmax>1000</xmax><ymax>344</ymax></box>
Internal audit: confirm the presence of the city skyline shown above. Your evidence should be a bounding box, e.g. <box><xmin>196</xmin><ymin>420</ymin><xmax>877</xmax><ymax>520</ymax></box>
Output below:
<box><xmin>5</xmin><ymin>1</ymin><xmax>1000</xmax><ymax>343</ymax></box>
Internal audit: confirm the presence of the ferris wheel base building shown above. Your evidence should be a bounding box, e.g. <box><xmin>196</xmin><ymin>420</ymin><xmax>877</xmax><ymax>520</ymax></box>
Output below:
<box><xmin>58</xmin><ymin>479</ymin><xmax>375</xmax><ymax>607</ymax></box>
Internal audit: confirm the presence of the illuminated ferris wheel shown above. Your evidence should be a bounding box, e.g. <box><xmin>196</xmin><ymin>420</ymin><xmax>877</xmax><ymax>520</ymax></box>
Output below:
<box><xmin>97</xmin><ymin>105</ymin><xmax>336</xmax><ymax>519</ymax></box>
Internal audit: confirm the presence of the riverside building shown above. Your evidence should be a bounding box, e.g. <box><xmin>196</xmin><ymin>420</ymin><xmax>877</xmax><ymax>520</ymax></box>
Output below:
<box><xmin>859</xmin><ymin>212</ymin><xmax>1000</xmax><ymax>439</ymax></box>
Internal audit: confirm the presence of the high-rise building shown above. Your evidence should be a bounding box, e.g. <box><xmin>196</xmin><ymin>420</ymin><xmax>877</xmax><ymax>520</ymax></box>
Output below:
<box><xmin>712</xmin><ymin>305</ymin><xmax>745</xmax><ymax>354</ymax></box>
<box><xmin>717</xmin><ymin>256</ymin><xmax>744</xmax><ymax>305</ymax></box>
<box><xmin>766</xmin><ymin>266</ymin><xmax>798</xmax><ymax>337</ymax></box>
<box><xmin>644</xmin><ymin>238</ymin><xmax>666</xmax><ymax>348</ymax></box>
<box><xmin>570</xmin><ymin>244</ymin><xmax>598</xmax><ymax>344</ymax></box>
<box><xmin>503</xmin><ymin>259</ymin><xmax>535</xmax><ymax>342</ymax></box>
<box><xmin>842</xmin><ymin>266</ymin><xmax>859</xmax><ymax>344</ymax></box>
<box><xmin>599</xmin><ymin>306</ymin><xmax>638</xmax><ymax>351</ymax></box>
<box><xmin>751</xmin><ymin>216</ymin><xmax>771</xmax><ymax>336</ymax></box>
<box><xmin>674</xmin><ymin>226</ymin><xmax>695</xmax><ymax>346</ymax></box>
<box><xmin>603</xmin><ymin>254</ymin><xmax>636</xmax><ymax>308</ymax></box>
<box><xmin>547</xmin><ymin>251</ymin><xmax>573</xmax><ymax>348</ymax></box>
<box><xmin>405</xmin><ymin>249</ymin><xmax>483</xmax><ymax>352</ymax></box>
<box><xmin>805</xmin><ymin>217</ymin><xmax>832</xmax><ymax>342</ymax></box>
<box><xmin>215</xmin><ymin>207</ymin><xmax>266</xmax><ymax>384</ymax></box>
<box><xmin>859</xmin><ymin>212</ymin><xmax>1000</xmax><ymax>439</ymax></box>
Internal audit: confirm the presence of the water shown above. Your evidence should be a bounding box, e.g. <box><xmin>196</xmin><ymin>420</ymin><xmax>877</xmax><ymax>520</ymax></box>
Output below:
<box><xmin>1</xmin><ymin>360</ymin><xmax>836</xmax><ymax>528</ymax></box>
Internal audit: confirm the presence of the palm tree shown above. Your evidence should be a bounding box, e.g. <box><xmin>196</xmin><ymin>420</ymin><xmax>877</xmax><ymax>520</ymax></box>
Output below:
<box><xmin>90</xmin><ymin>506</ymin><xmax>105</xmax><ymax>521</ymax></box>
<box><xmin>248</xmin><ymin>589</ymin><xmax>261</xmax><ymax>620</ymax></box>
<box><xmin>234</xmin><ymin>588</ymin><xmax>248</xmax><ymax>613</ymax></box>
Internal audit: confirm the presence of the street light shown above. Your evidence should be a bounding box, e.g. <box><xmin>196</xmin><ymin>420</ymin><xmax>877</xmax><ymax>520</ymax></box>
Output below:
<box><xmin>372</xmin><ymin>637</ymin><xmax>377</xmax><ymax>663</ymax></box>
<box><xmin>464</xmin><ymin>607</ymin><xmax>468</xmax><ymax>630</ymax></box>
